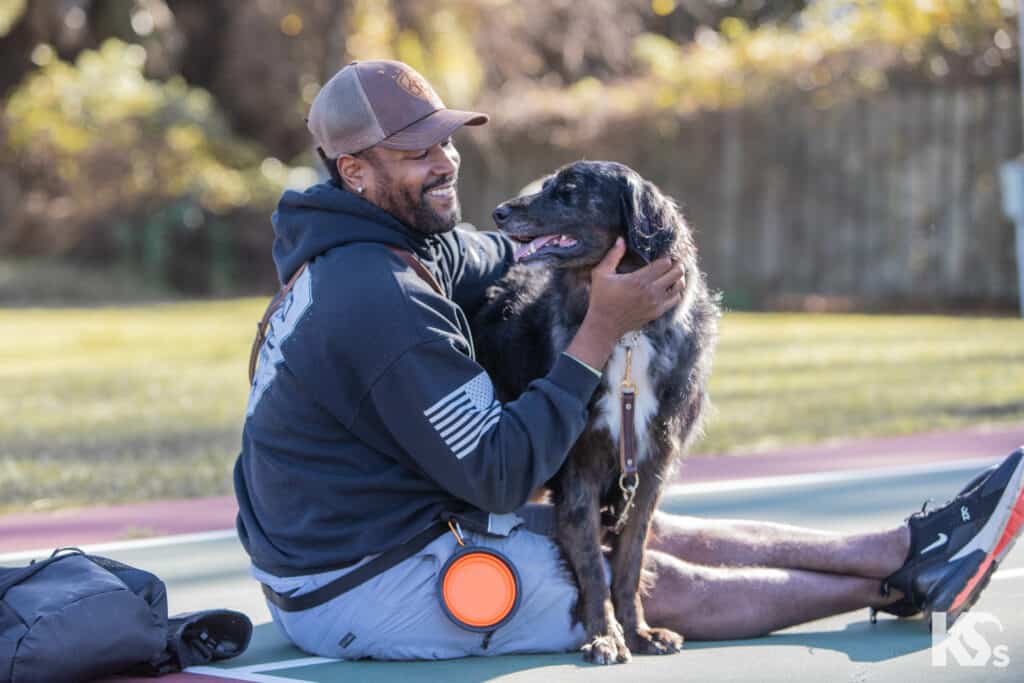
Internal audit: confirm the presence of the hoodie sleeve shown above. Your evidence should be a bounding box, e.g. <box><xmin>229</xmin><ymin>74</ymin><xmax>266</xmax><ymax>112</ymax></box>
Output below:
<box><xmin>443</xmin><ymin>228</ymin><xmax>515</xmax><ymax>318</ymax></box>
<box><xmin>354</xmin><ymin>338</ymin><xmax>602</xmax><ymax>514</ymax></box>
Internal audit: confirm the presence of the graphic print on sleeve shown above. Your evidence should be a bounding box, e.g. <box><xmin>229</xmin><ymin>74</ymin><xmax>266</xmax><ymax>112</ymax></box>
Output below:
<box><xmin>246</xmin><ymin>268</ymin><xmax>313</xmax><ymax>417</ymax></box>
<box><xmin>423</xmin><ymin>372</ymin><xmax>502</xmax><ymax>459</ymax></box>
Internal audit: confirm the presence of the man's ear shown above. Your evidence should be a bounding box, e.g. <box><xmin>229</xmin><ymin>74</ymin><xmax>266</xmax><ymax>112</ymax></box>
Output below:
<box><xmin>337</xmin><ymin>154</ymin><xmax>367</xmax><ymax>193</ymax></box>
<box><xmin>619</xmin><ymin>174</ymin><xmax>673</xmax><ymax>264</ymax></box>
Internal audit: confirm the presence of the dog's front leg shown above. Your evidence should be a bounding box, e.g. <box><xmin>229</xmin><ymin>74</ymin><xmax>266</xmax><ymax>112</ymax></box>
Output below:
<box><xmin>555</xmin><ymin>473</ymin><xmax>630</xmax><ymax>664</ymax></box>
<box><xmin>609</xmin><ymin>480</ymin><xmax>684</xmax><ymax>656</ymax></box>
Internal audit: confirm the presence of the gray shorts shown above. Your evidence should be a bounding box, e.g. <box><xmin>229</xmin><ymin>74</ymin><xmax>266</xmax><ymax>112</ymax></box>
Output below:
<box><xmin>253</xmin><ymin>512</ymin><xmax>595</xmax><ymax>660</ymax></box>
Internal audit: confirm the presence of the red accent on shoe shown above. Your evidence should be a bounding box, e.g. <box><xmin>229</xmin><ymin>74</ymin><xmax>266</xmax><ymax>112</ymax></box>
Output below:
<box><xmin>993</xmin><ymin>489</ymin><xmax>1024</xmax><ymax>561</ymax></box>
<box><xmin>951</xmin><ymin>555</ymin><xmax>995</xmax><ymax>613</ymax></box>
<box><xmin>950</xmin><ymin>486</ymin><xmax>1024</xmax><ymax>612</ymax></box>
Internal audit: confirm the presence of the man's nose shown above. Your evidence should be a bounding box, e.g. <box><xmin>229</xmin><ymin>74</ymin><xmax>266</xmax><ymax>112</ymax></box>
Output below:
<box><xmin>493</xmin><ymin>204</ymin><xmax>512</xmax><ymax>225</ymax></box>
<box><xmin>432</xmin><ymin>144</ymin><xmax>458</xmax><ymax>175</ymax></box>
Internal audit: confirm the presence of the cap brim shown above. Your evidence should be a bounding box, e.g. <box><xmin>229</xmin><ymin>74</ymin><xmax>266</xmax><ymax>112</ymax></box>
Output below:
<box><xmin>376</xmin><ymin>108</ymin><xmax>489</xmax><ymax>151</ymax></box>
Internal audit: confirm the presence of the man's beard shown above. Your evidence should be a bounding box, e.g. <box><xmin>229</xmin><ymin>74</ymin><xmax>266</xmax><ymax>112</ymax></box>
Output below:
<box><xmin>373</xmin><ymin>171</ymin><xmax>460</xmax><ymax>235</ymax></box>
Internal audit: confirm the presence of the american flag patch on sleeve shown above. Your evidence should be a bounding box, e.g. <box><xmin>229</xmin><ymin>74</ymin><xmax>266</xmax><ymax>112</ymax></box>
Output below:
<box><xmin>424</xmin><ymin>372</ymin><xmax>502</xmax><ymax>459</ymax></box>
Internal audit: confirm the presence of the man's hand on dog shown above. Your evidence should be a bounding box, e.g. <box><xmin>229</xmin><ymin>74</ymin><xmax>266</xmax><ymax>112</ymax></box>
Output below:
<box><xmin>592</xmin><ymin>237</ymin><xmax>684</xmax><ymax>332</ymax></box>
<box><xmin>565</xmin><ymin>237</ymin><xmax>684</xmax><ymax>370</ymax></box>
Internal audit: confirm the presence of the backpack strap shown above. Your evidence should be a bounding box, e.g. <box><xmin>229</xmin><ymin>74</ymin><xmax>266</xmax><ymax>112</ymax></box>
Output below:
<box><xmin>0</xmin><ymin>548</ymin><xmax>84</xmax><ymax>598</ymax></box>
<box><xmin>247</xmin><ymin>248</ymin><xmax>445</xmax><ymax>385</ymax></box>
<box><xmin>386</xmin><ymin>246</ymin><xmax>445</xmax><ymax>297</ymax></box>
<box><xmin>248</xmin><ymin>262</ymin><xmax>308</xmax><ymax>385</ymax></box>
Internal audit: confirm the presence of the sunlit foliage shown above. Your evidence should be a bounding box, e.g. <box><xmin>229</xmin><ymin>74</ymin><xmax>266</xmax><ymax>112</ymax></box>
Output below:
<box><xmin>0</xmin><ymin>0</ymin><xmax>1018</xmax><ymax>283</ymax></box>
<box><xmin>492</xmin><ymin>0</ymin><xmax>1018</xmax><ymax>129</ymax></box>
<box><xmin>4</xmin><ymin>39</ymin><xmax>315</xmax><ymax>256</ymax></box>
<box><xmin>0</xmin><ymin>0</ymin><xmax>25</xmax><ymax>38</ymax></box>
<box><xmin>345</xmin><ymin>0</ymin><xmax>485</xmax><ymax>107</ymax></box>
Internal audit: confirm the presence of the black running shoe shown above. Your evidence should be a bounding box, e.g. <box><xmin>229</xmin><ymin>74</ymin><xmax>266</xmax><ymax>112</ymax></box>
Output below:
<box><xmin>874</xmin><ymin>448</ymin><xmax>1024</xmax><ymax>627</ymax></box>
<box><xmin>872</xmin><ymin>461</ymin><xmax>999</xmax><ymax>621</ymax></box>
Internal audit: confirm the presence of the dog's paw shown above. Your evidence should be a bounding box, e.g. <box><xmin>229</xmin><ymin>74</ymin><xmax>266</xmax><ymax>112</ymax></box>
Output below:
<box><xmin>629</xmin><ymin>626</ymin><xmax>684</xmax><ymax>655</ymax></box>
<box><xmin>581</xmin><ymin>632</ymin><xmax>631</xmax><ymax>665</ymax></box>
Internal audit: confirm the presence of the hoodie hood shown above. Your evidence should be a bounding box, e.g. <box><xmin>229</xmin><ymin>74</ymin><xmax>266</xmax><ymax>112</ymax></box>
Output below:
<box><xmin>271</xmin><ymin>181</ymin><xmax>435</xmax><ymax>284</ymax></box>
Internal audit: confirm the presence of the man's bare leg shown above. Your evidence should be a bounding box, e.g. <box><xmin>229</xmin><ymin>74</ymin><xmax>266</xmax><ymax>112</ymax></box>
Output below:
<box><xmin>648</xmin><ymin>511</ymin><xmax>910</xmax><ymax>579</ymax></box>
<box><xmin>640</xmin><ymin>549</ymin><xmax>904</xmax><ymax>640</ymax></box>
<box><xmin>640</xmin><ymin>450</ymin><xmax>1024</xmax><ymax>637</ymax></box>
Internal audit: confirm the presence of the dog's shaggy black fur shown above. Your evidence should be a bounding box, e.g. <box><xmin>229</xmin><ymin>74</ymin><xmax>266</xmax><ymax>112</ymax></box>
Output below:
<box><xmin>471</xmin><ymin>161</ymin><xmax>720</xmax><ymax>664</ymax></box>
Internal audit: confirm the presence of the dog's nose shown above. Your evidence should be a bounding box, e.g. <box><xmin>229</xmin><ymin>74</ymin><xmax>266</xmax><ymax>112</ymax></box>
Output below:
<box><xmin>493</xmin><ymin>204</ymin><xmax>512</xmax><ymax>225</ymax></box>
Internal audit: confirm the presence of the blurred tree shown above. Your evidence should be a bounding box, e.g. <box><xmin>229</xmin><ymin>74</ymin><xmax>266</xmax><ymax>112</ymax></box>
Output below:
<box><xmin>0</xmin><ymin>1</ymin><xmax>350</xmax><ymax>159</ymax></box>
<box><xmin>653</xmin><ymin>1</ymin><xmax>810</xmax><ymax>42</ymax></box>
<box><xmin>6</xmin><ymin>1</ymin><xmax>1013</xmax><ymax>155</ymax></box>
<box><xmin>165</xmin><ymin>0</ymin><xmax>349</xmax><ymax>159</ymax></box>
<box><xmin>474</xmin><ymin>0</ymin><xmax>646</xmax><ymax>87</ymax></box>
<box><xmin>486</xmin><ymin>0</ymin><xmax>1018</xmax><ymax>135</ymax></box>
<box><xmin>3</xmin><ymin>39</ymin><xmax>313</xmax><ymax>259</ymax></box>
<box><xmin>0</xmin><ymin>0</ymin><xmax>1019</xmax><ymax>295</ymax></box>
<box><xmin>0</xmin><ymin>1</ymin><xmax>59</xmax><ymax>97</ymax></box>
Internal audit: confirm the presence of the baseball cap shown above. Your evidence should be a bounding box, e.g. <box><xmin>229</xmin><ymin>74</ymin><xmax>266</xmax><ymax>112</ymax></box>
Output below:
<box><xmin>307</xmin><ymin>60</ymin><xmax>489</xmax><ymax>157</ymax></box>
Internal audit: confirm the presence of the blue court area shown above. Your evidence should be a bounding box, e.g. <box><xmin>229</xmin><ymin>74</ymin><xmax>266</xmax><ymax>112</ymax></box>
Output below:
<box><xmin>24</xmin><ymin>458</ymin><xmax>1024</xmax><ymax>682</ymax></box>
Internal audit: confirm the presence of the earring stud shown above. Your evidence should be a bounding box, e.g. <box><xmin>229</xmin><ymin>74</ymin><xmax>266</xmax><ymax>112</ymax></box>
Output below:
<box><xmin>357</xmin><ymin>186</ymin><xmax>364</xmax><ymax>194</ymax></box>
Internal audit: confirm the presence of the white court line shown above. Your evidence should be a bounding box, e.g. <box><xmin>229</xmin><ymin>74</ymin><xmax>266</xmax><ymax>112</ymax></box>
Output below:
<box><xmin>992</xmin><ymin>567</ymin><xmax>1024</xmax><ymax>581</ymax></box>
<box><xmin>239</xmin><ymin>656</ymin><xmax>340</xmax><ymax>672</ymax></box>
<box><xmin>0</xmin><ymin>529</ymin><xmax>238</xmax><ymax>564</ymax></box>
<box><xmin>185</xmin><ymin>666</ymin><xmax>302</xmax><ymax>683</ymax></box>
<box><xmin>185</xmin><ymin>656</ymin><xmax>341</xmax><ymax>680</ymax></box>
<box><xmin>666</xmin><ymin>456</ymin><xmax>999</xmax><ymax>497</ymax></box>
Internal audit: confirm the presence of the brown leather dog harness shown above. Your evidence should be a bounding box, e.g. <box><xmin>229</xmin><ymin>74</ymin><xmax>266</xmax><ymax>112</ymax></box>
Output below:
<box><xmin>248</xmin><ymin>247</ymin><xmax>444</xmax><ymax>385</ymax></box>
<box><xmin>612</xmin><ymin>332</ymin><xmax>641</xmax><ymax>534</ymax></box>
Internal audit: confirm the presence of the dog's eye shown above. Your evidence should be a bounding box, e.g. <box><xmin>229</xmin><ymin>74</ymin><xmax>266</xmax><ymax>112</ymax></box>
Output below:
<box><xmin>559</xmin><ymin>183</ymin><xmax>577</xmax><ymax>196</ymax></box>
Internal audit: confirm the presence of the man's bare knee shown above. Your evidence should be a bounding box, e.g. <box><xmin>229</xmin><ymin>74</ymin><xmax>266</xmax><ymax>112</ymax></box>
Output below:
<box><xmin>650</xmin><ymin>511</ymin><xmax>705</xmax><ymax>545</ymax></box>
<box><xmin>640</xmin><ymin>550</ymin><xmax>714</xmax><ymax>632</ymax></box>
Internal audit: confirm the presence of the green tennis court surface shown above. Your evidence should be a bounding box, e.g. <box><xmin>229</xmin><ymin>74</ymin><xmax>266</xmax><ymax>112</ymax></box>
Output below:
<box><xmin>32</xmin><ymin>459</ymin><xmax>1024</xmax><ymax>681</ymax></box>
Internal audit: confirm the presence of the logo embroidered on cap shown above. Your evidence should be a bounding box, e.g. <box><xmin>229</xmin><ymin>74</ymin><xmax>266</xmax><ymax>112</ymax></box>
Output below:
<box><xmin>394</xmin><ymin>68</ymin><xmax>441</xmax><ymax>106</ymax></box>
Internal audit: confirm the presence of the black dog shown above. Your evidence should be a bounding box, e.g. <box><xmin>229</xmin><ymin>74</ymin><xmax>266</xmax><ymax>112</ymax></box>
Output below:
<box><xmin>472</xmin><ymin>161</ymin><xmax>719</xmax><ymax>664</ymax></box>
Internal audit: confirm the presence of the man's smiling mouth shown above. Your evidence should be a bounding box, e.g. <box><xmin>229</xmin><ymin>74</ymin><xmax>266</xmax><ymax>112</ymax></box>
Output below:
<box><xmin>425</xmin><ymin>179</ymin><xmax>456</xmax><ymax>200</ymax></box>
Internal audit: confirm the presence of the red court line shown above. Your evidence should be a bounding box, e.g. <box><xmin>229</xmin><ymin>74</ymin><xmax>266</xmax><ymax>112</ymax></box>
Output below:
<box><xmin>0</xmin><ymin>496</ymin><xmax>236</xmax><ymax>553</ymax></box>
<box><xmin>2</xmin><ymin>425</ymin><xmax>1021</xmax><ymax>554</ymax></box>
<box><xmin>98</xmin><ymin>673</ymin><xmax>245</xmax><ymax>683</ymax></box>
<box><xmin>677</xmin><ymin>425</ymin><xmax>1023</xmax><ymax>483</ymax></box>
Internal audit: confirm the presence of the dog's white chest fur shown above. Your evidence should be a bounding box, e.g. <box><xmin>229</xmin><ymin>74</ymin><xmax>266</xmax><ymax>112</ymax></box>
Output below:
<box><xmin>594</xmin><ymin>335</ymin><xmax>658</xmax><ymax>464</ymax></box>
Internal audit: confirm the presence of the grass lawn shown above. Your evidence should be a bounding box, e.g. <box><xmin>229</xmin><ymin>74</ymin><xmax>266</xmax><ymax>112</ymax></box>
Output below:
<box><xmin>1</xmin><ymin>302</ymin><xmax>1022</xmax><ymax>513</ymax></box>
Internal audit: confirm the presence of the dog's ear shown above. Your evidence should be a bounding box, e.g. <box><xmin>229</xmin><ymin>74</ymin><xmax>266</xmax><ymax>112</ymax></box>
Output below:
<box><xmin>619</xmin><ymin>174</ymin><xmax>676</xmax><ymax>264</ymax></box>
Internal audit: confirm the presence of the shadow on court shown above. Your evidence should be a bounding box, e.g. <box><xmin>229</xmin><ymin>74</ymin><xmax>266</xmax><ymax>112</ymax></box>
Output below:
<box><xmin>687</xmin><ymin>617</ymin><xmax>931</xmax><ymax>663</ymax></box>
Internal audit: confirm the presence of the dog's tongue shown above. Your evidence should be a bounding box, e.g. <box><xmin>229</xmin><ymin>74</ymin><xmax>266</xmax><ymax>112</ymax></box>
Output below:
<box><xmin>514</xmin><ymin>234</ymin><xmax>559</xmax><ymax>261</ymax></box>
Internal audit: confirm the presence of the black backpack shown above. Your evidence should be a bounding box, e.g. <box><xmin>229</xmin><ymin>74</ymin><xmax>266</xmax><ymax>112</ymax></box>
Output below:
<box><xmin>0</xmin><ymin>548</ymin><xmax>251</xmax><ymax>683</ymax></box>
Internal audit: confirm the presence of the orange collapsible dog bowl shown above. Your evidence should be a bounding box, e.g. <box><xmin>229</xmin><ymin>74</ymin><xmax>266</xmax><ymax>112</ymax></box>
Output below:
<box><xmin>438</xmin><ymin>544</ymin><xmax>521</xmax><ymax>632</ymax></box>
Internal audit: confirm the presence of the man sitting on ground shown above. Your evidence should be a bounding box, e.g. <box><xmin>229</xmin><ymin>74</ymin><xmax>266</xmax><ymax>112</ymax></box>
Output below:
<box><xmin>233</xmin><ymin>60</ymin><xmax>1024</xmax><ymax>660</ymax></box>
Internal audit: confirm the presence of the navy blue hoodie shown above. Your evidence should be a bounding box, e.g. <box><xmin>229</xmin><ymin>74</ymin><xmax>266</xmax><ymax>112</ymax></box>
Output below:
<box><xmin>234</xmin><ymin>182</ymin><xmax>602</xmax><ymax>576</ymax></box>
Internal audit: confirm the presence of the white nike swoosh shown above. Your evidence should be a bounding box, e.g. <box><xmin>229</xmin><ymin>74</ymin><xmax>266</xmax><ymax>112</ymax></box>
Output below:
<box><xmin>921</xmin><ymin>532</ymin><xmax>948</xmax><ymax>555</ymax></box>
